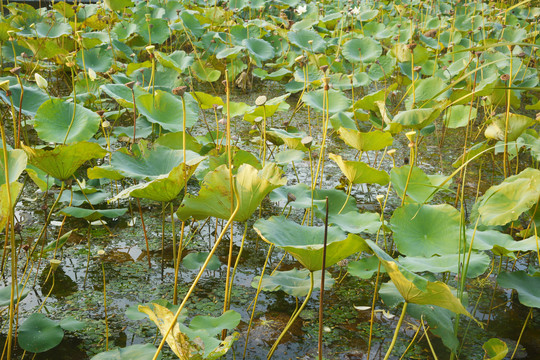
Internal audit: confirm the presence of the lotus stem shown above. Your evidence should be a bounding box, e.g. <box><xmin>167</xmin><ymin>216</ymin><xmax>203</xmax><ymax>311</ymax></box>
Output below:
<box><xmin>367</xmin><ymin>261</ymin><xmax>382</xmax><ymax>360</ymax></box>
<box><xmin>173</xmin><ymin>221</ymin><xmax>185</xmax><ymax>306</ymax></box>
<box><xmin>268</xmin><ymin>271</ymin><xmax>314</xmax><ymax>360</ymax></box>
<box><xmin>137</xmin><ymin>198</ymin><xmax>152</xmax><ymax>269</ymax></box>
<box><xmin>318</xmin><ymin>197</ymin><xmax>329</xmax><ymax>360</ymax></box>
<box><xmin>226</xmin><ymin>222</ymin><xmax>247</xmax><ymax>309</ymax></box>
<box><xmin>170</xmin><ymin>202</ymin><xmax>177</xmax><ymax>304</ymax></box>
<box><xmin>100</xmin><ymin>252</ymin><xmax>109</xmax><ymax>351</ymax></box>
<box><xmin>383</xmin><ymin>301</ymin><xmax>408</xmax><ymax>360</ymax></box>
<box><xmin>503</xmin><ymin>50</ymin><xmax>513</xmax><ymax>178</ymax></box>
<box><xmin>422</xmin><ymin>317</ymin><xmax>438</xmax><ymax>360</ymax></box>
<box><xmin>243</xmin><ymin>244</ymin><xmax>273</xmax><ymax>360</ymax></box>
<box><xmin>511</xmin><ymin>308</ymin><xmax>532</xmax><ymax>359</ymax></box>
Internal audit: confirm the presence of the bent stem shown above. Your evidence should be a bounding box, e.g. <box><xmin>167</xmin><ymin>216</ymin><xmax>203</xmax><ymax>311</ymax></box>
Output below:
<box><xmin>383</xmin><ymin>301</ymin><xmax>408</xmax><ymax>360</ymax></box>
<box><xmin>268</xmin><ymin>271</ymin><xmax>314</xmax><ymax>360</ymax></box>
<box><xmin>511</xmin><ymin>308</ymin><xmax>533</xmax><ymax>359</ymax></box>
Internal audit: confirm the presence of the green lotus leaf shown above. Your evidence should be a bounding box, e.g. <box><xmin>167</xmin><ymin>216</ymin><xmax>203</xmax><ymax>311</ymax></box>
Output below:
<box><xmin>103</xmin><ymin>0</ymin><xmax>133</xmax><ymax>11</ymax></box>
<box><xmin>191</xmin><ymin>61</ymin><xmax>221</xmax><ymax>83</ymax></box>
<box><xmin>251</xmin><ymin>268</ymin><xmax>334</xmax><ymax>297</ymax></box>
<box><xmin>497</xmin><ymin>271</ymin><xmax>540</xmax><ymax>308</ymax></box>
<box><xmin>353</xmin><ymin>86</ymin><xmax>397</xmax><ymax>113</ymax></box>
<box><xmin>467</xmin><ymin>229</ymin><xmax>539</xmax><ymax>256</ymax></box>
<box><xmin>136</xmin><ymin>90</ymin><xmax>198</xmax><ymax>132</ymax></box>
<box><xmin>34</xmin><ymin>99</ymin><xmax>101</xmax><ymax>143</ymax></box>
<box><xmin>473</xmin><ymin>168</ymin><xmax>540</xmax><ymax>226</ymax></box>
<box><xmin>0</xmin><ymin>284</ymin><xmax>30</xmax><ymax>307</ymax></box>
<box><xmin>270</xmin><ymin>183</ymin><xmax>356</xmax><ymax>213</ymax></box>
<box><xmin>390</xmin><ymin>203</ymin><xmax>461</xmax><ymax>257</ymax></box>
<box><xmin>390</xmin><ymin>165</ymin><xmax>449</xmax><ymax>204</ymax></box>
<box><xmin>398</xmin><ymin>253</ymin><xmax>490</xmax><ymax>278</ymax></box>
<box><xmin>348</xmin><ymin>256</ymin><xmax>386</xmax><ymax>279</ymax></box>
<box><xmin>288</xmin><ymin>29</ymin><xmax>326</xmax><ymax>53</ymax></box>
<box><xmin>482</xmin><ymin>338</ymin><xmax>508</xmax><ymax>360</ymax></box>
<box><xmin>76</xmin><ymin>46</ymin><xmax>113</xmax><ymax>73</ymax></box>
<box><xmin>155</xmin><ymin>132</ymin><xmax>202</xmax><ymax>153</ymax></box>
<box><xmin>243</xmin><ymin>38</ymin><xmax>275</xmax><ymax>62</ymax></box>
<box><xmin>177</xmin><ymin>163</ymin><xmax>286</xmax><ymax>222</ymax></box>
<box><xmin>294</xmin><ymin>64</ymin><xmax>323</xmax><ymax>83</ymax></box>
<box><xmin>23</xmin><ymin>142</ymin><xmax>107</xmax><ymax>181</ymax></box>
<box><xmin>87</xmin><ymin>165</ymin><xmax>125</xmax><ymax>181</ymax></box>
<box><xmin>329</xmin><ymin>153</ymin><xmax>389</xmax><ymax>185</ymax></box>
<box><xmin>60</xmin><ymin>207</ymin><xmax>128</xmax><ymax>221</ymax></box>
<box><xmin>191</xmin><ymin>91</ymin><xmax>224</xmax><ymax>109</ymax></box>
<box><xmin>342</xmin><ymin>38</ymin><xmax>382</xmax><ymax>63</ymax></box>
<box><xmin>443</xmin><ymin>105</ymin><xmax>477</xmax><ymax>129</ymax></box>
<box><xmin>253</xmin><ymin>216</ymin><xmax>365</xmax><ymax>271</ymax></box>
<box><xmin>329</xmin><ymin>112</ymin><xmax>357</xmax><ymax>130</ymax></box>
<box><xmin>393</xmin><ymin>107</ymin><xmax>439</xmax><ymax>129</ymax></box>
<box><xmin>484</xmin><ymin>113</ymin><xmax>534</xmax><ymax>142</ymax></box>
<box><xmin>137</xmin><ymin>18</ymin><xmax>169</xmax><ymax>45</ymax></box>
<box><xmin>18</xmin><ymin>313</ymin><xmax>64</xmax><ymax>353</ymax></box>
<box><xmin>302</xmin><ymin>89</ymin><xmax>351</xmax><ymax>114</ymax></box>
<box><xmin>0</xmin><ymin>149</ymin><xmax>26</xmax><ymax>186</ymax></box>
<box><xmin>275</xmin><ymin>149</ymin><xmax>304</xmax><ymax>165</ymax></box>
<box><xmin>100</xmin><ymin>84</ymin><xmax>147</xmax><ymax>108</ymax></box>
<box><xmin>59</xmin><ymin>317</ymin><xmax>86</xmax><ymax>332</ymax></box>
<box><xmin>365</xmin><ymin>239</ymin><xmax>473</xmax><ymax>319</ymax></box>
<box><xmin>17</xmin><ymin>21</ymin><xmax>72</xmax><ymax>39</ymax></box>
<box><xmin>92</xmin><ymin>344</ymin><xmax>161</xmax><ymax>360</ymax></box>
<box><xmin>322</xmin><ymin>210</ymin><xmax>381</xmax><ymax>234</ymax></box>
<box><xmin>59</xmin><ymin>189</ymin><xmax>109</xmax><ymax>206</ymax></box>
<box><xmin>110</xmin><ymin>157</ymin><xmax>203</xmax><ymax>203</ymax></box>
<box><xmin>0</xmin><ymin>84</ymin><xmax>49</xmax><ymax>117</ymax></box>
<box><xmin>182</xmin><ymin>252</ymin><xmax>221</xmax><ymax>271</ymax></box>
<box><xmin>406</xmin><ymin>77</ymin><xmax>449</xmax><ymax>109</ymax></box>
<box><xmin>189</xmin><ymin>310</ymin><xmax>240</xmax><ymax>337</ymax></box>
<box><xmin>155</xmin><ymin>50</ymin><xmax>193</xmax><ymax>74</ymax></box>
<box><xmin>111</xmin><ymin>146</ymin><xmax>197</xmax><ymax>180</ymax></box>
<box><xmin>265</xmin><ymin>128</ymin><xmax>307</xmax><ymax>150</ymax></box>
<box><xmin>337</xmin><ymin>127</ymin><xmax>393</xmax><ymax>152</ymax></box>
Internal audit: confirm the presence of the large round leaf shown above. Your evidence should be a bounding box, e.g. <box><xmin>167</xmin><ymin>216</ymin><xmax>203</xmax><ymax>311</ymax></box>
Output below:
<box><xmin>23</xmin><ymin>142</ymin><xmax>107</xmax><ymax>181</ymax></box>
<box><xmin>342</xmin><ymin>38</ymin><xmax>382</xmax><ymax>63</ymax></box>
<box><xmin>288</xmin><ymin>29</ymin><xmax>326</xmax><ymax>53</ymax></box>
<box><xmin>243</xmin><ymin>38</ymin><xmax>275</xmax><ymax>62</ymax></box>
<box><xmin>302</xmin><ymin>89</ymin><xmax>351</xmax><ymax>114</ymax></box>
<box><xmin>337</xmin><ymin>127</ymin><xmax>393</xmax><ymax>152</ymax></box>
<box><xmin>390</xmin><ymin>203</ymin><xmax>461</xmax><ymax>257</ymax></box>
<box><xmin>76</xmin><ymin>46</ymin><xmax>113</xmax><ymax>73</ymax></box>
<box><xmin>484</xmin><ymin>113</ymin><xmax>534</xmax><ymax>142</ymax></box>
<box><xmin>34</xmin><ymin>99</ymin><xmax>101</xmax><ymax>143</ymax></box>
<box><xmin>136</xmin><ymin>90</ymin><xmax>198</xmax><ymax>132</ymax></box>
<box><xmin>253</xmin><ymin>216</ymin><xmax>366</xmax><ymax>271</ymax></box>
<box><xmin>18</xmin><ymin>313</ymin><xmax>64</xmax><ymax>353</ymax></box>
<box><xmin>390</xmin><ymin>165</ymin><xmax>449</xmax><ymax>204</ymax></box>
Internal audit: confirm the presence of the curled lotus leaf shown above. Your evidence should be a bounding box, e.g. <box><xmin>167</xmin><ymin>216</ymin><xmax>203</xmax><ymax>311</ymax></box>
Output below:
<box><xmin>497</xmin><ymin>271</ymin><xmax>540</xmax><ymax>309</ymax></box>
<box><xmin>473</xmin><ymin>168</ymin><xmax>540</xmax><ymax>226</ymax></box>
<box><xmin>22</xmin><ymin>142</ymin><xmax>107</xmax><ymax>181</ymax></box>
<box><xmin>251</xmin><ymin>268</ymin><xmax>334</xmax><ymax>297</ymax></box>
<box><xmin>177</xmin><ymin>163</ymin><xmax>286</xmax><ymax>222</ymax></box>
<box><xmin>110</xmin><ymin>156</ymin><xmax>204</xmax><ymax>203</ymax></box>
<box><xmin>253</xmin><ymin>216</ymin><xmax>367</xmax><ymax>271</ymax></box>
<box><xmin>91</xmin><ymin>344</ymin><xmax>161</xmax><ymax>360</ymax></box>
<box><xmin>329</xmin><ymin>153</ymin><xmax>389</xmax><ymax>185</ymax></box>
<box><xmin>337</xmin><ymin>127</ymin><xmax>393</xmax><ymax>152</ymax></box>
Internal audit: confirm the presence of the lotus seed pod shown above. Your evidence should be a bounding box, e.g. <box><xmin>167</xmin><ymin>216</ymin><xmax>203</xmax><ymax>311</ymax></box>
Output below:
<box><xmin>387</xmin><ymin>149</ymin><xmax>396</xmax><ymax>156</ymax></box>
<box><xmin>125</xmin><ymin>81</ymin><xmax>135</xmax><ymax>89</ymax></box>
<box><xmin>376</xmin><ymin>194</ymin><xmax>385</xmax><ymax>202</ymax></box>
<box><xmin>10</xmin><ymin>67</ymin><xmax>21</xmax><ymax>75</ymax></box>
<box><xmin>287</xmin><ymin>193</ymin><xmax>297</xmax><ymax>203</ymax></box>
<box><xmin>145</xmin><ymin>45</ymin><xmax>155</xmax><ymax>54</ymax></box>
<box><xmin>255</xmin><ymin>95</ymin><xmax>267</xmax><ymax>106</ymax></box>
<box><xmin>405</xmin><ymin>131</ymin><xmax>416</xmax><ymax>142</ymax></box>
<box><xmin>97</xmin><ymin>250</ymin><xmax>106</xmax><ymax>256</ymax></box>
<box><xmin>301</xmin><ymin>136</ymin><xmax>313</xmax><ymax>149</ymax></box>
<box><xmin>49</xmin><ymin>259</ymin><xmax>61</xmax><ymax>271</ymax></box>
<box><xmin>172</xmin><ymin>86</ymin><xmax>187</xmax><ymax>97</ymax></box>
<box><xmin>254</xmin><ymin>116</ymin><xmax>263</xmax><ymax>124</ymax></box>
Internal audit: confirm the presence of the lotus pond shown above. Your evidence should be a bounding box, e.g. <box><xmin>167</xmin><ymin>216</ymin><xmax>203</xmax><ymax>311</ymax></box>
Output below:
<box><xmin>0</xmin><ymin>0</ymin><xmax>539</xmax><ymax>359</ymax></box>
